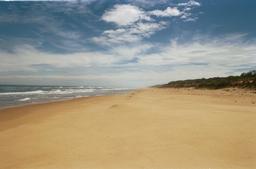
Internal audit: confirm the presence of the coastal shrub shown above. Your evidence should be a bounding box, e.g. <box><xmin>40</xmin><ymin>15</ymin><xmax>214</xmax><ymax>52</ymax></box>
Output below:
<box><xmin>161</xmin><ymin>70</ymin><xmax>256</xmax><ymax>89</ymax></box>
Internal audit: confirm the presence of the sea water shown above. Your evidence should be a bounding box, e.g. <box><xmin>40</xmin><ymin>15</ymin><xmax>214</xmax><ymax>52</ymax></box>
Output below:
<box><xmin>0</xmin><ymin>85</ymin><xmax>130</xmax><ymax>108</ymax></box>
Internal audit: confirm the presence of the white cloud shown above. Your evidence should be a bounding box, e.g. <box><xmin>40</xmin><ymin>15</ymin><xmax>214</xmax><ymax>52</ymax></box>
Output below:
<box><xmin>0</xmin><ymin>43</ymin><xmax>151</xmax><ymax>71</ymax></box>
<box><xmin>92</xmin><ymin>28</ymin><xmax>140</xmax><ymax>45</ymax></box>
<box><xmin>102</xmin><ymin>4</ymin><xmax>183</xmax><ymax>26</ymax></box>
<box><xmin>102</xmin><ymin>4</ymin><xmax>149</xmax><ymax>26</ymax></box>
<box><xmin>92</xmin><ymin>22</ymin><xmax>167</xmax><ymax>45</ymax></box>
<box><xmin>95</xmin><ymin>3</ymin><xmax>201</xmax><ymax>46</ymax></box>
<box><xmin>176</xmin><ymin>0</ymin><xmax>201</xmax><ymax>21</ymax></box>
<box><xmin>150</xmin><ymin>7</ymin><xmax>182</xmax><ymax>17</ymax></box>
<box><xmin>95</xmin><ymin>8</ymin><xmax>154</xmax><ymax>45</ymax></box>
<box><xmin>1</xmin><ymin>34</ymin><xmax>256</xmax><ymax>87</ymax></box>
<box><xmin>131</xmin><ymin>22</ymin><xmax>167</xmax><ymax>36</ymax></box>
<box><xmin>178</xmin><ymin>0</ymin><xmax>201</xmax><ymax>7</ymax></box>
<box><xmin>138</xmin><ymin>37</ymin><xmax>256</xmax><ymax>68</ymax></box>
<box><xmin>0</xmin><ymin>45</ymin><xmax>116</xmax><ymax>71</ymax></box>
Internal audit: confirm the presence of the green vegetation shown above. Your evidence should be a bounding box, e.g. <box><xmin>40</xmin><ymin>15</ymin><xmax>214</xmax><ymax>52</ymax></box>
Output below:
<box><xmin>160</xmin><ymin>70</ymin><xmax>256</xmax><ymax>89</ymax></box>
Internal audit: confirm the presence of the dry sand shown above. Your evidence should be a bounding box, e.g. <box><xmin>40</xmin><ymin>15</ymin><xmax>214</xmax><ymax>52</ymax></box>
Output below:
<box><xmin>0</xmin><ymin>88</ymin><xmax>256</xmax><ymax>169</ymax></box>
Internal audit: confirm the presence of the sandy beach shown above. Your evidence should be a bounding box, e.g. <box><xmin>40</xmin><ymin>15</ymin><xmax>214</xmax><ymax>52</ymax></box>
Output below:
<box><xmin>0</xmin><ymin>88</ymin><xmax>256</xmax><ymax>169</ymax></box>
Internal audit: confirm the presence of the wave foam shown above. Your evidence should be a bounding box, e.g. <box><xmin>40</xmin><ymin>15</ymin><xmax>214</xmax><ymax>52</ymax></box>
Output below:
<box><xmin>18</xmin><ymin>97</ymin><xmax>31</xmax><ymax>102</ymax></box>
<box><xmin>0</xmin><ymin>90</ymin><xmax>44</xmax><ymax>95</ymax></box>
<box><xmin>0</xmin><ymin>89</ymin><xmax>96</xmax><ymax>96</ymax></box>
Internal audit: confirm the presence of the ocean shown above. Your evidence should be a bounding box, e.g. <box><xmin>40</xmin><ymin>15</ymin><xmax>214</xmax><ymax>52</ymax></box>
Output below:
<box><xmin>0</xmin><ymin>85</ymin><xmax>131</xmax><ymax>108</ymax></box>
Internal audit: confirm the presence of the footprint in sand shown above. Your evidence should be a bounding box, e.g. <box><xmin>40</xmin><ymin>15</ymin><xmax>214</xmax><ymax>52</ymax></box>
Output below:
<box><xmin>128</xmin><ymin>93</ymin><xmax>135</xmax><ymax>99</ymax></box>
<box><xmin>110</xmin><ymin>104</ymin><xmax>119</xmax><ymax>108</ymax></box>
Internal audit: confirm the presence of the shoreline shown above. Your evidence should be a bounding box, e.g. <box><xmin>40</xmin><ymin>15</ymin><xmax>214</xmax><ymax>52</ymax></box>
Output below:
<box><xmin>1</xmin><ymin>87</ymin><xmax>255</xmax><ymax>111</ymax></box>
<box><xmin>0</xmin><ymin>89</ymin><xmax>134</xmax><ymax>111</ymax></box>
<box><xmin>1</xmin><ymin>87</ymin><xmax>256</xmax><ymax>169</ymax></box>
<box><xmin>0</xmin><ymin>95</ymin><xmax>91</xmax><ymax>111</ymax></box>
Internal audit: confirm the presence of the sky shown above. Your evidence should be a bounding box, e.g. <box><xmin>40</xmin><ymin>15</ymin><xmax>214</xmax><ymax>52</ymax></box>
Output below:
<box><xmin>0</xmin><ymin>0</ymin><xmax>256</xmax><ymax>87</ymax></box>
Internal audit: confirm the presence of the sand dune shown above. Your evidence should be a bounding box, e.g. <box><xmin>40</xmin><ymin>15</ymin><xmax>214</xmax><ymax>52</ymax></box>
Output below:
<box><xmin>0</xmin><ymin>88</ymin><xmax>256</xmax><ymax>169</ymax></box>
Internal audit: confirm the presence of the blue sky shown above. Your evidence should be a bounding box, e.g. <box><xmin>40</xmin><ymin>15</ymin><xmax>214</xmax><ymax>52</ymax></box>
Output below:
<box><xmin>0</xmin><ymin>0</ymin><xmax>256</xmax><ymax>87</ymax></box>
